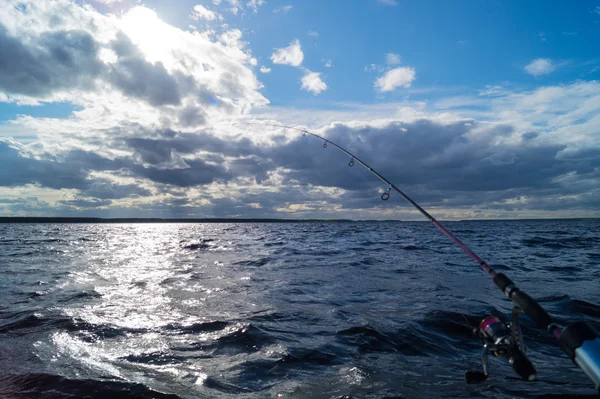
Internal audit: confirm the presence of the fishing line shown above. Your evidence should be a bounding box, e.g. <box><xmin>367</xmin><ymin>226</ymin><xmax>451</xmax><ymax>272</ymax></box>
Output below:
<box><xmin>238</xmin><ymin>122</ymin><xmax>600</xmax><ymax>390</ymax></box>
<box><xmin>242</xmin><ymin>123</ymin><xmax>498</xmax><ymax>277</ymax></box>
<box><xmin>411</xmin><ymin>234</ymin><xmax>475</xmax><ymax>330</ymax></box>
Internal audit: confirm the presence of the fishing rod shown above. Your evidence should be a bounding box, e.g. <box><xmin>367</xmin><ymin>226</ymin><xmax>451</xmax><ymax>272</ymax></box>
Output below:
<box><xmin>241</xmin><ymin>122</ymin><xmax>600</xmax><ymax>390</ymax></box>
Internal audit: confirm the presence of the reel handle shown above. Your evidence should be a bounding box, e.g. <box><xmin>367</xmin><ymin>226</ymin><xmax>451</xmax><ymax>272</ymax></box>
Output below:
<box><xmin>510</xmin><ymin>348</ymin><xmax>536</xmax><ymax>381</ymax></box>
<box><xmin>465</xmin><ymin>370</ymin><xmax>488</xmax><ymax>384</ymax></box>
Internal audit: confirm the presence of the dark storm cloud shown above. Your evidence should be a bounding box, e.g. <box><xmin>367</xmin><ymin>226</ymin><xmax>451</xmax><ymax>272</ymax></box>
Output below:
<box><xmin>0</xmin><ymin>141</ymin><xmax>89</xmax><ymax>189</ymax></box>
<box><xmin>2</xmin><ymin>116</ymin><xmax>599</xmax><ymax>215</ymax></box>
<box><xmin>0</xmin><ymin>142</ymin><xmax>148</xmax><ymax>198</ymax></box>
<box><xmin>0</xmin><ymin>140</ymin><xmax>234</xmax><ymax>191</ymax></box>
<box><xmin>103</xmin><ymin>119</ymin><xmax>599</xmax><ymax>213</ymax></box>
<box><xmin>259</xmin><ymin>119</ymin><xmax>600</xmax><ymax>212</ymax></box>
<box><xmin>84</xmin><ymin>181</ymin><xmax>151</xmax><ymax>199</ymax></box>
<box><xmin>0</xmin><ymin>24</ymin><xmax>220</xmax><ymax>108</ymax></box>
<box><xmin>123</xmin><ymin>131</ymin><xmax>259</xmax><ymax>161</ymax></box>
<box><xmin>267</xmin><ymin>120</ymin><xmax>570</xmax><ymax>193</ymax></box>
<box><xmin>0</xmin><ymin>24</ymin><xmax>102</xmax><ymax>97</ymax></box>
<box><xmin>120</xmin><ymin>130</ymin><xmax>266</xmax><ymax>182</ymax></box>
<box><xmin>0</xmin><ymin>197</ymin><xmax>54</xmax><ymax>214</ymax></box>
<box><xmin>107</xmin><ymin>32</ymin><xmax>182</xmax><ymax>106</ymax></box>
<box><xmin>228</xmin><ymin>157</ymin><xmax>272</xmax><ymax>184</ymax></box>
<box><xmin>58</xmin><ymin>197</ymin><xmax>112</xmax><ymax>208</ymax></box>
<box><xmin>178</xmin><ymin>105</ymin><xmax>207</xmax><ymax>127</ymax></box>
<box><xmin>61</xmin><ymin>146</ymin><xmax>233</xmax><ymax>188</ymax></box>
<box><xmin>131</xmin><ymin>159</ymin><xmax>230</xmax><ymax>187</ymax></box>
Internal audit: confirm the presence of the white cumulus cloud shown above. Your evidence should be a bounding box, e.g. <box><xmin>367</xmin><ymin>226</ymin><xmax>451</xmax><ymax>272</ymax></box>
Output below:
<box><xmin>273</xmin><ymin>5</ymin><xmax>293</xmax><ymax>13</ymax></box>
<box><xmin>375</xmin><ymin>67</ymin><xmax>416</xmax><ymax>92</ymax></box>
<box><xmin>525</xmin><ymin>58</ymin><xmax>555</xmax><ymax>77</ymax></box>
<box><xmin>365</xmin><ymin>64</ymin><xmax>383</xmax><ymax>72</ymax></box>
<box><xmin>246</xmin><ymin>0</ymin><xmax>266</xmax><ymax>13</ymax></box>
<box><xmin>191</xmin><ymin>4</ymin><xmax>220</xmax><ymax>20</ymax></box>
<box><xmin>260</xmin><ymin>66</ymin><xmax>271</xmax><ymax>73</ymax></box>
<box><xmin>301</xmin><ymin>71</ymin><xmax>327</xmax><ymax>95</ymax></box>
<box><xmin>270</xmin><ymin>39</ymin><xmax>304</xmax><ymax>67</ymax></box>
<box><xmin>385</xmin><ymin>53</ymin><xmax>402</xmax><ymax>65</ymax></box>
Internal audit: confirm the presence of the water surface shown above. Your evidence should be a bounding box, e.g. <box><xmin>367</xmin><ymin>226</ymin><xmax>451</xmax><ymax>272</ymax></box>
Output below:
<box><xmin>1</xmin><ymin>220</ymin><xmax>599</xmax><ymax>398</ymax></box>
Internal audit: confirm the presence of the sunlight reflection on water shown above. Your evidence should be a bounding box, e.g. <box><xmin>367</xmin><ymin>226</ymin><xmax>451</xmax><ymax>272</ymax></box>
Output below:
<box><xmin>1</xmin><ymin>221</ymin><xmax>599</xmax><ymax>398</ymax></box>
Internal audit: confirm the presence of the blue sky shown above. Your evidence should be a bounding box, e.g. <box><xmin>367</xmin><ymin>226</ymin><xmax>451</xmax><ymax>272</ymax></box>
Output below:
<box><xmin>0</xmin><ymin>0</ymin><xmax>599</xmax><ymax>219</ymax></box>
<box><xmin>144</xmin><ymin>0</ymin><xmax>600</xmax><ymax>106</ymax></box>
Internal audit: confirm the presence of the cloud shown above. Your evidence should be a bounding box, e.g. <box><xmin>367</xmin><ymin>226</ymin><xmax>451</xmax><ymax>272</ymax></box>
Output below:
<box><xmin>323</xmin><ymin>59</ymin><xmax>333</xmax><ymax>68</ymax></box>
<box><xmin>269</xmin><ymin>39</ymin><xmax>327</xmax><ymax>94</ymax></box>
<box><xmin>525</xmin><ymin>58</ymin><xmax>554</xmax><ymax>77</ymax></box>
<box><xmin>307</xmin><ymin>31</ymin><xmax>319</xmax><ymax>37</ymax></box>
<box><xmin>595</xmin><ymin>6</ymin><xmax>600</xmax><ymax>15</ymax></box>
<box><xmin>378</xmin><ymin>0</ymin><xmax>398</xmax><ymax>5</ymax></box>
<box><xmin>108</xmin><ymin>33</ymin><xmax>182</xmax><ymax>106</ymax></box>
<box><xmin>260</xmin><ymin>66</ymin><xmax>271</xmax><ymax>73</ymax></box>
<box><xmin>0</xmin><ymin>3</ymin><xmax>267</xmax><ymax>110</ymax></box>
<box><xmin>0</xmin><ymin>1</ymin><xmax>270</xmax><ymax>206</ymax></box>
<box><xmin>84</xmin><ymin>181</ymin><xmax>152</xmax><ymax>199</ymax></box>
<box><xmin>1</xmin><ymin>1</ymin><xmax>599</xmax><ymax>220</ymax></box>
<box><xmin>191</xmin><ymin>4</ymin><xmax>221</xmax><ymax>20</ymax></box>
<box><xmin>0</xmin><ymin>25</ymin><xmax>103</xmax><ymax>98</ymax></box>
<box><xmin>270</xmin><ymin>39</ymin><xmax>304</xmax><ymax>67</ymax></box>
<box><xmin>364</xmin><ymin>64</ymin><xmax>384</xmax><ymax>72</ymax></box>
<box><xmin>58</xmin><ymin>197</ymin><xmax>112</xmax><ymax>209</ymax></box>
<box><xmin>375</xmin><ymin>67</ymin><xmax>416</xmax><ymax>91</ymax></box>
<box><xmin>384</xmin><ymin>53</ymin><xmax>402</xmax><ymax>65</ymax></box>
<box><xmin>91</xmin><ymin>0</ymin><xmax>124</xmax><ymax>4</ymax></box>
<box><xmin>301</xmin><ymin>71</ymin><xmax>328</xmax><ymax>95</ymax></box>
<box><xmin>246</xmin><ymin>0</ymin><xmax>266</xmax><ymax>13</ymax></box>
<box><xmin>273</xmin><ymin>5</ymin><xmax>293</xmax><ymax>14</ymax></box>
<box><xmin>457</xmin><ymin>40</ymin><xmax>468</xmax><ymax>46</ymax></box>
<box><xmin>0</xmin><ymin>141</ymin><xmax>89</xmax><ymax>190</ymax></box>
<box><xmin>222</xmin><ymin>0</ymin><xmax>265</xmax><ymax>14</ymax></box>
<box><xmin>261</xmin><ymin>118</ymin><xmax>599</xmax><ymax>216</ymax></box>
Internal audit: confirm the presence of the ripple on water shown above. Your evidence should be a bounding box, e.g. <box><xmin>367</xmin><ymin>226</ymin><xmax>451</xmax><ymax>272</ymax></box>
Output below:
<box><xmin>0</xmin><ymin>221</ymin><xmax>599</xmax><ymax>398</ymax></box>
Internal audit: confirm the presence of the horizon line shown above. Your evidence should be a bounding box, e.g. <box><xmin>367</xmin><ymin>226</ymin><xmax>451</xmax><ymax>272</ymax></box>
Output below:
<box><xmin>0</xmin><ymin>216</ymin><xmax>598</xmax><ymax>223</ymax></box>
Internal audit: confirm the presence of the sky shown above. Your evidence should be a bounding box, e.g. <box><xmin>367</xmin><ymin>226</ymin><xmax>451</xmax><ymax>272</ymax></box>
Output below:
<box><xmin>0</xmin><ymin>0</ymin><xmax>599</xmax><ymax>220</ymax></box>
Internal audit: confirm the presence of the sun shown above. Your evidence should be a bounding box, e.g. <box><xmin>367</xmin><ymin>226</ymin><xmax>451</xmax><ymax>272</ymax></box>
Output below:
<box><xmin>120</xmin><ymin>6</ymin><xmax>176</xmax><ymax>67</ymax></box>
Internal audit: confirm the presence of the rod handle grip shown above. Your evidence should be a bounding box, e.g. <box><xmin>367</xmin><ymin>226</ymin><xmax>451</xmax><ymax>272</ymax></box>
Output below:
<box><xmin>509</xmin><ymin>289</ymin><xmax>553</xmax><ymax>330</ymax></box>
<box><xmin>493</xmin><ymin>273</ymin><xmax>552</xmax><ymax>330</ymax></box>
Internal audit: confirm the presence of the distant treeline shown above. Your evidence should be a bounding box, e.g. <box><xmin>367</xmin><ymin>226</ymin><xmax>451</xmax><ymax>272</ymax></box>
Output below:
<box><xmin>0</xmin><ymin>217</ymin><xmax>402</xmax><ymax>224</ymax></box>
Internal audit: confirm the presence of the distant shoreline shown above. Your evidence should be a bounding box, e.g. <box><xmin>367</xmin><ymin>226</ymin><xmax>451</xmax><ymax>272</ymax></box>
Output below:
<box><xmin>0</xmin><ymin>217</ymin><xmax>597</xmax><ymax>223</ymax></box>
<box><xmin>0</xmin><ymin>217</ymin><xmax>392</xmax><ymax>224</ymax></box>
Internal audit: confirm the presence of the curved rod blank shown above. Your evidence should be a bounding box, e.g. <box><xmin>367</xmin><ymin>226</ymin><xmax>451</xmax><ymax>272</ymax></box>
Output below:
<box><xmin>240</xmin><ymin>122</ymin><xmax>563</xmax><ymax>342</ymax></box>
<box><xmin>243</xmin><ymin>122</ymin><xmax>496</xmax><ymax>276</ymax></box>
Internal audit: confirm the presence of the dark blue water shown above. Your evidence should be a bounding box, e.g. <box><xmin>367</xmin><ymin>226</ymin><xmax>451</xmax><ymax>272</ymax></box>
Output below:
<box><xmin>1</xmin><ymin>220</ymin><xmax>599</xmax><ymax>398</ymax></box>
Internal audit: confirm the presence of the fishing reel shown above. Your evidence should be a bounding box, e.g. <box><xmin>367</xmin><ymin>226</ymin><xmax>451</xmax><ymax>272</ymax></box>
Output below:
<box><xmin>465</xmin><ymin>306</ymin><xmax>536</xmax><ymax>384</ymax></box>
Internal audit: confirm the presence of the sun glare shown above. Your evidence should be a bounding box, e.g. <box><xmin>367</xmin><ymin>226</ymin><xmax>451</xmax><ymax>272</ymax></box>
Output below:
<box><xmin>120</xmin><ymin>6</ymin><xmax>175</xmax><ymax>67</ymax></box>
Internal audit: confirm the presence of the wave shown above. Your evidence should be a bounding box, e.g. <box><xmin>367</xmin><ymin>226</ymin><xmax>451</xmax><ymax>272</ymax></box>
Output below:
<box><xmin>0</xmin><ymin>313</ymin><xmax>73</xmax><ymax>334</ymax></box>
<box><xmin>58</xmin><ymin>291</ymin><xmax>102</xmax><ymax>303</ymax></box>
<box><xmin>0</xmin><ymin>373</ymin><xmax>180</xmax><ymax>399</ymax></box>
<box><xmin>336</xmin><ymin>324</ymin><xmax>456</xmax><ymax>357</ymax></box>
<box><xmin>523</xmin><ymin>235</ymin><xmax>600</xmax><ymax>249</ymax></box>
<box><xmin>165</xmin><ymin>320</ymin><xmax>230</xmax><ymax>334</ymax></box>
<box><xmin>232</xmin><ymin>258</ymin><xmax>271</xmax><ymax>267</ymax></box>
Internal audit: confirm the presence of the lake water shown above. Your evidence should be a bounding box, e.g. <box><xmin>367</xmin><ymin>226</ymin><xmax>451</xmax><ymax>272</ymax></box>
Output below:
<box><xmin>1</xmin><ymin>220</ymin><xmax>599</xmax><ymax>398</ymax></box>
